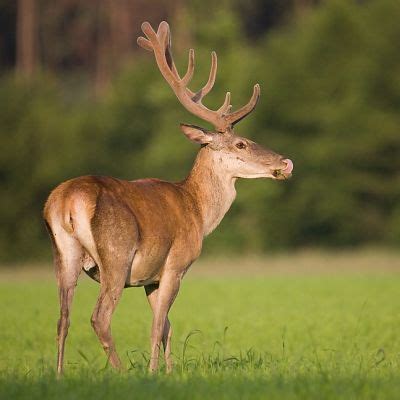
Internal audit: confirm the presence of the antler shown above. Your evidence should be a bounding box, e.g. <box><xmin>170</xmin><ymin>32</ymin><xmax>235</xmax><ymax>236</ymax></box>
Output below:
<box><xmin>137</xmin><ymin>21</ymin><xmax>260</xmax><ymax>132</ymax></box>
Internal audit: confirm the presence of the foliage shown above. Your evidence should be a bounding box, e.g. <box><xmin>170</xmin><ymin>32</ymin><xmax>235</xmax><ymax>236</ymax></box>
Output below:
<box><xmin>0</xmin><ymin>0</ymin><xmax>399</xmax><ymax>261</ymax></box>
<box><xmin>248</xmin><ymin>0</ymin><xmax>400</xmax><ymax>249</ymax></box>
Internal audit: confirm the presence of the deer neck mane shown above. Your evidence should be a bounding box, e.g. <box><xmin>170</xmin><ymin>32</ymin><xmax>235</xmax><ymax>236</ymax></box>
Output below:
<box><xmin>182</xmin><ymin>146</ymin><xmax>237</xmax><ymax>236</ymax></box>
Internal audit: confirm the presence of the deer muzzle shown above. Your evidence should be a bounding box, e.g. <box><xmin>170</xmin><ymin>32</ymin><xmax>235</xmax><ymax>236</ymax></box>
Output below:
<box><xmin>272</xmin><ymin>158</ymin><xmax>294</xmax><ymax>179</ymax></box>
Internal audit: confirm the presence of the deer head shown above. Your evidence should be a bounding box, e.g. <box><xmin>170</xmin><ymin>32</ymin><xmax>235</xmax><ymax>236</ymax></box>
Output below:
<box><xmin>137</xmin><ymin>21</ymin><xmax>293</xmax><ymax>180</ymax></box>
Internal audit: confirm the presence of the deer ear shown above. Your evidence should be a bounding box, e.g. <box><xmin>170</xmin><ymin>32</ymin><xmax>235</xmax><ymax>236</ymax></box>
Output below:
<box><xmin>180</xmin><ymin>124</ymin><xmax>214</xmax><ymax>145</ymax></box>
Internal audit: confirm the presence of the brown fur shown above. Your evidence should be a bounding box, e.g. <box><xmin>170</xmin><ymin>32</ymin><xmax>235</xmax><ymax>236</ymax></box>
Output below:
<box><xmin>44</xmin><ymin>22</ymin><xmax>293</xmax><ymax>375</ymax></box>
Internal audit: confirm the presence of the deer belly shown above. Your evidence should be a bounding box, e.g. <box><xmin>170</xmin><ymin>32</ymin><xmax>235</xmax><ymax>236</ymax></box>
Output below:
<box><xmin>126</xmin><ymin>239</ymin><xmax>171</xmax><ymax>287</ymax></box>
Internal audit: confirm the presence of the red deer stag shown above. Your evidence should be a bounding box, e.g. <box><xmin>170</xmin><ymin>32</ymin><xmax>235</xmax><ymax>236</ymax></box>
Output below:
<box><xmin>44</xmin><ymin>21</ymin><xmax>293</xmax><ymax>375</ymax></box>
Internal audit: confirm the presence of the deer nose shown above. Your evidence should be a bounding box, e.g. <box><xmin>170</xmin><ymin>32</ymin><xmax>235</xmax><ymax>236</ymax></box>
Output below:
<box><xmin>281</xmin><ymin>159</ymin><xmax>294</xmax><ymax>174</ymax></box>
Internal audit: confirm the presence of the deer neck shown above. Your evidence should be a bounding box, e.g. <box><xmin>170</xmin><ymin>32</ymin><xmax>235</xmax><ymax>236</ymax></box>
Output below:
<box><xmin>182</xmin><ymin>146</ymin><xmax>237</xmax><ymax>236</ymax></box>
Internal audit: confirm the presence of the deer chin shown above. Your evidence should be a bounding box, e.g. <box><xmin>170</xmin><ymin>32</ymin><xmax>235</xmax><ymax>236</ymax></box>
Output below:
<box><xmin>271</xmin><ymin>170</ymin><xmax>292</xmax><ymax>180</ymax></box>
<box><xmin>236</xmin><ymin>171</ymin><xmax>290</xmax><ymax>179</ymax></box>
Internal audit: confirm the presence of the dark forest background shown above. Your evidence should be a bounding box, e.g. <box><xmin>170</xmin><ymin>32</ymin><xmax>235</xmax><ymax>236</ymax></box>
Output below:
<box><xmin>0</xmin><ymin>0</ymin><xmax>399</xmax><ymax>262</ymax></box>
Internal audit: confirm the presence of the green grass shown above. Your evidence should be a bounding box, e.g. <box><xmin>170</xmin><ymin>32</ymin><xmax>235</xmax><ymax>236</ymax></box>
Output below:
<box><xmin>1</xmin><ymin>257</ymin><xmax>400</xmax><ymax>399</ymax></box>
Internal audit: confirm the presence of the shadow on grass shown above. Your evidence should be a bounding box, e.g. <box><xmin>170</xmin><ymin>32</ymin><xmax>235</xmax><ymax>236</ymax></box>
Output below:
<box><xmin>1</xmin><ymin>371</ymin><xmax>400</xmax><ymax>400</ymax></box>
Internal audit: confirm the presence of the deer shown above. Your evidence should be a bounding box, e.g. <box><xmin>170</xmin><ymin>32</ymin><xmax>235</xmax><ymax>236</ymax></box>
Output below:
<box><xmin>43</xmin><ymin>21</ymin><xmax>293</xmax><ymax>375</ymax></box>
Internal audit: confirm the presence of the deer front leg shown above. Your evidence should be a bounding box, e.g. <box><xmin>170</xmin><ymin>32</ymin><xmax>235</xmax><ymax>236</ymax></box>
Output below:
<box><xmin>145</xmin><ymin>284</ymin><xmax>173</xmax><ymax>373</ymax></box>
<box><xmin>148</xmin><ymin>271</ymin><xmax>181</xmax><ymax>373</ymax></box>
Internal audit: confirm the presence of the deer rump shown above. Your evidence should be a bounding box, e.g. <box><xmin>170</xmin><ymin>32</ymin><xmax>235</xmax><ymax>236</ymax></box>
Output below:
<box><xmin>45</xmin><ymin>175</ymin><xmax>202</xmax><ymax>288</ymax></box>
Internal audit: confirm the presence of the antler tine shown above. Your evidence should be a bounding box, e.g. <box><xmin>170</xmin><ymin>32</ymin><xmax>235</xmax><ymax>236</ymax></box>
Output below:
<box><xmin>137</xmin><ymin>36</ymin><xmax>152</xmax><ymax>51</ymax></box>
<box><xmin>217</xmin><ymin>92</ymin><xmax>231</xmax><ymax>115</ymax></box>
<box><xmin>225</xmin><ymin>84</ymin><xmax>260</xmax><ymax>126</ymax></box>
<box><xmin>181</xmin><ymin>49</ymin><xmax>195</xmax><ymax>86</ymax></box>
<box><xmin>192</xmin><ymin>52</ymin><xmax>217</xmax><ymax>103</ymax></box>
<box><xmin>137</xmin><ymin>21</ymin><xmax>156</xmax><ymax>52</ymax></box>
<box><xmin>157</xmin><ymin>21</ymin><xmax>169</xmax><ymax>44</ymax></box>
<box><xmin>141</xmin><ymin>21</ymin><xmax>158</xmax><ymax>44</ymax></box>
<box><xmin>157</xmin><ymin>21</ymin><xmax>181</xmax><ymax>80</ymax></box>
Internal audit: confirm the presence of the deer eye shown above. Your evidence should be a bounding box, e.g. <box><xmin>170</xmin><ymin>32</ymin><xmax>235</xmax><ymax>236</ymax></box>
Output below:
<box><xmin>235</xmin><ymin>142</ymin><xmax>246</xmax><ymax>150</ymax></box>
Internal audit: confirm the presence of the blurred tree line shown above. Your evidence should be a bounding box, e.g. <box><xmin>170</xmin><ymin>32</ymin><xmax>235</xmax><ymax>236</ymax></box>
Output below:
<box><xmin>0</xmin><ymin>0</ymin><xmax>399</xmax><ymax>262</ymax></box>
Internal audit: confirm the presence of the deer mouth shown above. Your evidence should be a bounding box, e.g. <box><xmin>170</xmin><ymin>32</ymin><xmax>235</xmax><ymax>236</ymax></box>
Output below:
<box><xmin>272</xmin><ymin>159</ymin><xmax>293</xmax><ymax>180</ymax></box>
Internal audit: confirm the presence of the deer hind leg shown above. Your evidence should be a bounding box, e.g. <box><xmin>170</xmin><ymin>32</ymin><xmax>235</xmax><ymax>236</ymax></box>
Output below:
<box><xmin>145</xmin><ymin>284</ymin><xmax>174</xmax><ymax>373</ymax></box>
<box><xmin>90</xmin><ymin>272</ymin><xmax>126</xmax><ymax>370</ymax></box>
<box><xmin>86</xmin><ymin>191</ymin><xmax>139</xmax><ymax>370</ymax></box>
<box><xmin>89</xmin><ymin>229</ymin><xmax>135</xmax><ymax>369</ymax></box>
<box><xmin>46</xmin><ymin>222</ymin><xmax>83</xmax><ymax>376</ymax></box>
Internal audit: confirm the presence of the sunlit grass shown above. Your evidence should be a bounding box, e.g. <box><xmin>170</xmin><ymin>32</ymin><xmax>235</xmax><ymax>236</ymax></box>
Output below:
<box><xmin>1</xmin><ymin>253</ymin><xmax>400</xmax><ymax>399</ymax></box>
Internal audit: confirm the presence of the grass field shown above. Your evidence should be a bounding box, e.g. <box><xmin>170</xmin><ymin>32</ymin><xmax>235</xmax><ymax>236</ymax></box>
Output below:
<box><xmin>1</xmin><ymin>251</ymin><xmax>400</xmax><ymax>399</ymax></box>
